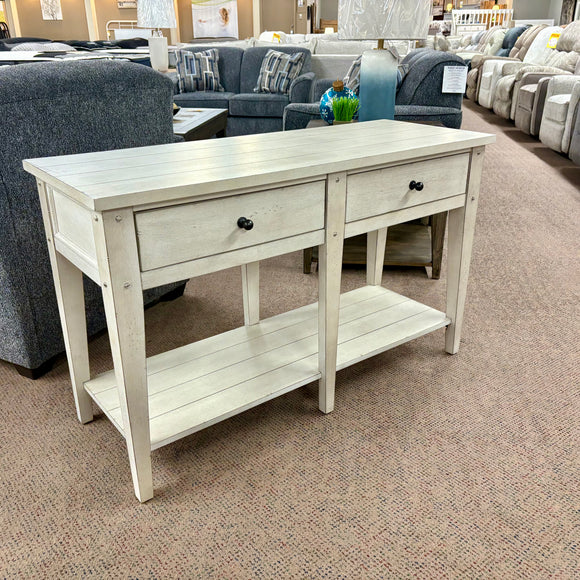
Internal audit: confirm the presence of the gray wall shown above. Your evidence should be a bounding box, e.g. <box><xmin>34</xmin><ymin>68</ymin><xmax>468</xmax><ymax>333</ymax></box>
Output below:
<box><xmin>549</xmin><ymin>0</ymin><xmax>564</xmax><ymax>24</ymax></box>
<box><xmin>513</xmin><ymin>0</ymin><xmax>552</xmax><ymax>20</ymax></box>
<box><xmin>319</xmin><ymin>0</ymin><xmax>338</xmax><ymax>21</ymax></box>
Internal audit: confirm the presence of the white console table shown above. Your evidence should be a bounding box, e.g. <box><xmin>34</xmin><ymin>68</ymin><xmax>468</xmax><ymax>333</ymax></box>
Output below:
<box><xmin>24</xmin><ymin>120</ymin><xmax>494</xmax><ymax>502</ymax></box>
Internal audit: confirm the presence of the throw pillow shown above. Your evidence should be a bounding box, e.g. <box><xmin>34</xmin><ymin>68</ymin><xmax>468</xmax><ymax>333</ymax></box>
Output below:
<box><xmin>254</xmin><ymin>49</ymin><xmax>305</xmax><ymax>94</ymax></box>
<box><xmin>176</xmin><ymin>48</ymin><xmax>224</xmax><ymax>93</ymax></box>
<box><xmin>343</xmin><ymin>55</ymin><xmax>408</xmax><ymax>95</ymax></box>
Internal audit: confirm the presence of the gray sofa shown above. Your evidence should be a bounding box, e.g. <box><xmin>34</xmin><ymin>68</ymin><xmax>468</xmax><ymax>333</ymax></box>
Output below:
<box><xmin>0</xmin><ymin>60</ymin><xmax>185</xmax><ymax>377</ymax></box>
<box><xmin>283</xmin><ymin>49</ymin><xmax>467</xmax><ymax>131</ymax></box>
<box><xmin>173</xmin><ymin>45</ymin><xmax>315</xmax><ymax>136</ymax></box>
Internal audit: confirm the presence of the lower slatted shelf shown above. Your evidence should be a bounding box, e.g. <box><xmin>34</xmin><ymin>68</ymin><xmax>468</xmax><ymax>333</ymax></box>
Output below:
<box><xmin>84</xmin><ymin>285</ymin><xmax>449</xmax><ymax>449</ymax></box>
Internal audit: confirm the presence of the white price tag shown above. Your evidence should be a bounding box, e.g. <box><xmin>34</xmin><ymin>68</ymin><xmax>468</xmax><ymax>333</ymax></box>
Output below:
<box><xmin>442</xmin><ymin>66</ymin><xmax>468</xmax><ymax>94</ymax></box>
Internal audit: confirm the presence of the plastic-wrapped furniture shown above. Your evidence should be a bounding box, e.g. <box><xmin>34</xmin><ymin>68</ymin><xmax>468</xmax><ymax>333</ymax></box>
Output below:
<box><xmin>491</xmin><ymin>23</ymin><xmax>580</xmax><ymax>119</ymax></box>
<box><xmin>539</xmin><ymin>75</ymin><xmax>580</xmax><ymax>153</ymax></box>
<box><xmin>0</xmin><ymin>60</ymin><xmax>186</xmax><ymax>378</ymax></box>
<box><xmin>465</xmin><ymin>25</ymin><xmax>528</xmax><ymax>101</ymax></box>
<box><xmin>172</xmin><ymin>45</ymin><xmax>314</xmax><ymax>136</ymax></box>
<box><xmin>284</xmin><ymin>50</ymin><xmax>466</xmax><ymax>131</ymax></box>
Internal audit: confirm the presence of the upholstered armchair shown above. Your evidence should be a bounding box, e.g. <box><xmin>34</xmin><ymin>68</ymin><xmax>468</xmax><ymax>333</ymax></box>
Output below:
<box><xmin>539</xmin><ymin>75</ymin><xmax>580</xmax><ymax>154</ymax></box>
<box><xmin>284</xmin><ymin>50</ymin><xmax>466</xmax><ymax>131</ymax></box>
<box><xmin>0</xmin><ymin>60</ymin><xmax>186</xmax><ymax>377</ymax></box>
<box><xmin>491</xmin><ymin>23</ymin><xmax>580</xmax><ymax>120</ymax></box>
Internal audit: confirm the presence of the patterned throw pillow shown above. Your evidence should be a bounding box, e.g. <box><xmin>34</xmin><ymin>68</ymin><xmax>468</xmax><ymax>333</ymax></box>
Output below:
<box><xmin>343</xmin><ymin>55</ymin><xmax>408</xmax><ymax>95</ymax></box>
<box><xmin>176</xmin><ymin>49</ymin><xmax>224</xmax><ymax>93</ymax></box>
<box><xmin>254</xmin><ymin>49</ymin><xmax>305</xmax><ymax>94</ymax></box>
<box><xmin>343</xmin><ymin>55</ymin><xmax>362</xmax><ymax>94</ymax></box>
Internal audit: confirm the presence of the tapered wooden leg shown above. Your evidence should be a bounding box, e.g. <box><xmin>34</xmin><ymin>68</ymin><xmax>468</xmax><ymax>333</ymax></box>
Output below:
<box><xmin>36</xmin><ymin>181</ymin><xmax>93</xmax><ymax>424</ymax></box>
<box><xmin>366</xmin><ymin>228</ymin><xmax>388</xmax><ymax>286</ymax></box>
<box><xmin>430</xmin><ymin>212</ymin><xmax>447</xmax><ymax>280</ymax></box>
<box><xmin>241</xmin><ymin>261</ymin><xmax>260</xmax><ymax>325</ymax></box>
<box><xmin>445</xmin><ymin>147</ymin><xmax>485</xmax><ymax>354</ymax></box>
<box><xmin>93</xmin><ymin>209</ymin><xmax>153</xmax><ymax>502</ymax></box>
<box><xmin>318</xmin><ymin>172</ymin><xmax>347</xmax><ymax>414</ymax></box>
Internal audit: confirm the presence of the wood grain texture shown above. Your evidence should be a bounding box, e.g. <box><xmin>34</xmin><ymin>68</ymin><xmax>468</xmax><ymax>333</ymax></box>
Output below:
<box><xmin>23</xmin><ymin>120</ymin><xmax>495</xmax><ymax>211</ymax></box>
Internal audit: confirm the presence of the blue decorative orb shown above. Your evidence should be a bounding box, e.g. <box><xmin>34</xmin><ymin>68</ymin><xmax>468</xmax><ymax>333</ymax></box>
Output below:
<box><xmin>320</xmin><ymin>82</ymin><xmax>357</xmax><ymax>124</ymax></box>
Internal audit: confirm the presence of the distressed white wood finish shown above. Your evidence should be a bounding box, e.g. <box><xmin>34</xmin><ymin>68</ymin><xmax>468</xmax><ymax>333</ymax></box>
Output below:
<box><xmin>366</xmin><ymin>229</ymin><xmax>388</xmax><ymax>286</ymax></box>
<box><xmin>51</xmin><ymin>189</ymin><xmax>97</xmax><ymax>260</ymax></box>
<box><xmin>36</xmin><ymin>181</ymin><xmax>93</xmax><ymax>424</ymax></box>
<box><xmin>242</xmin><ymin>261</ymin><xmax>260</xmax><ymax>326</ymax></box>
<box><xmin>445</xmin><ymin>147</ymin><xmax>486</xmax><ymax>355</ymax></box>
<box><xmin>318</xmin><ymin>172</ymin><xmax>347</xmax><ymax>414</ymax></box>
<box><xmin>84</xmin><ymin>286</ymin><xmax>449</xmax><ymax>449</ymax></box>
<box><xmin>24</xmin><ymin>121</ymin><xmax>494</xmax><ymax>211</ymax></box>
<box><xmin>25</xmin><ymin>120</ymin><xmax>493</xmax><ymax>502</ymax></box>
<box><xmin>346</xmin><ymin>153</ymin><xmax>469</xmax><ymax>223</ymax></box>
<box><xmin>135</xmin><ymin>181</ymin><xmax>325</xmax><ymax>271</ymax></box>
<box><xmin>92</xmin><ymin>209</ymin><xmax>152</xmax><ymax>503</ymax></box>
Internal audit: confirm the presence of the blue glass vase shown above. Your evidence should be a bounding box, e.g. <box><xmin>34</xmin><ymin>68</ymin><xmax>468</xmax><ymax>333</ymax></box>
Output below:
<box><xmin>320</xmin><ymin>80</ymin><xmax>357</xmax><ymax>125</ymax></box>
<box><xmin>358</xmin><ymin>48</ymin><xmax>398</xmax><ymax>122</ymax></box>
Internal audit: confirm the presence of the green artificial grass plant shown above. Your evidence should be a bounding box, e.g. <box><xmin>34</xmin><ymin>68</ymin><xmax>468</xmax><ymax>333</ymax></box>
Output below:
<box><xmin>332</xmin><ymin>96</ymin><xmax>360</xmax><ymax>123</ymax></box>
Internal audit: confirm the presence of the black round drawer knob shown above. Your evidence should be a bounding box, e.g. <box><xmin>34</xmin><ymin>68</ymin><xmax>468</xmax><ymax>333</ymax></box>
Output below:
<box><xmin>237</xmin><ymin>217</ymin><xmax>254</xmax><ymax>231</ymax></box>
<box><xmin>409</xmin><ymin>180</ymin><xmax>424</xmax><ymax>191</ymax></box>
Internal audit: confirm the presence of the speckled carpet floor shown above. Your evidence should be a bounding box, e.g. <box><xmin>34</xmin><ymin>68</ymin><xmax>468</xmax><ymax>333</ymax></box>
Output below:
<box><xmin>1</xmin><ymin>100</ymin><xmax>578</xmax><ymax>579</ymax></box>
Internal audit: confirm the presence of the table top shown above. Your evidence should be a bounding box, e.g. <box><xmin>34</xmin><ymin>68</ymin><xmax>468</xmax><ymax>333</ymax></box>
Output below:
<box><xmin>24</xmin><ymin>120</ymin><xmax>495</xmax><ymax>212</ymax></box>
<box><xmin>172</xmin><ymin>108</ymin><xmax>228</xmax><ymax>136</ymax></box>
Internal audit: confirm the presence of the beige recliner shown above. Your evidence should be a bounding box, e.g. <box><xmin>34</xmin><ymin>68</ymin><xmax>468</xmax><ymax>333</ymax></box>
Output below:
<box><xmin>472</xmin><ymin>24</ymin><xmax>547</xmax><ymax>105</ymax></box>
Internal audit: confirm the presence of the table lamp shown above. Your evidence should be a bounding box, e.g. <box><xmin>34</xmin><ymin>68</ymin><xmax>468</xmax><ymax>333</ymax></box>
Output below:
<box><xmin>338</xmin><ymin>0</ymin><xmax>431</xmax><ymax>121</ymax></box>
<box><xmin>137</xmin><ymin>0</ymin><xmax>177</xmax><ymax>72</ymax></box>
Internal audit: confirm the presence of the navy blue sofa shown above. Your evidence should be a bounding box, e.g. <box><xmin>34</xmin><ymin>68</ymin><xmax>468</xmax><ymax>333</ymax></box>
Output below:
<box><xmin>173</xmin><ymin>45</ymin><xmax>315</xmax><ymax>136</ymax></box>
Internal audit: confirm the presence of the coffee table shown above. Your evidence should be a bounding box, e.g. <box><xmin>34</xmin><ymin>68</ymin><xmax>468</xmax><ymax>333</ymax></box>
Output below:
<box><xmin>172</xmin><ymin>107</ymin><xmax>228</xmax><ymax>141</ymax></box>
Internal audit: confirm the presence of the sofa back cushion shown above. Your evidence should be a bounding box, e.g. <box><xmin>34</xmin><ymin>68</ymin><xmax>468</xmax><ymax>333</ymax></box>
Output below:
<box><xmin>523</xmin><ymin>26</ymin><xmax>564</xmax><ymax>65</ymax></box>
<box><xmin>556</xmin><ymin>20</ymin><xmax>580</xmax><ymax>52</ymax></box>
<box><xmin>240</xmin><ymin>46</ymin><xmax>311</xmax><ymax>93</ymax></box>
<box><xmin>509</xmin><ymin>24</ymin><xmax>546</xmax><ymax>59</ymax></box>
<box><xmin>178</xmin><ymin>45</ymin><xmax>243</xmax><ymax>93</ymax></box>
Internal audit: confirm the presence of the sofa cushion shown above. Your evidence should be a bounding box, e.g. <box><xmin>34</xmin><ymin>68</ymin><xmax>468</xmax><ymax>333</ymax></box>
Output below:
<box><xmin>254</xmin><ymin>49</ymin><xmax>305</xmax><ymax>94</ymax></box>
<box><xmin>523</xmin><ymin>26</ymin><xmax>564</xmax><ymax>65</ymax></box>
<box><xmin>556</xmin><ymin>20</ymin><xmax>580</xmax><ymax>52</ymax></box>
<box><xmin>229</xmin><ymin>93</ymin><xmax>289</xmax><ymax>117</ymax></box>
<box><xmin>315</xmin><ymin>39</ymin><xmax>377</xmax><ymax>55</ymax></box>
<box><xmin>176</xmin><ymin>48</ymin><xmax>224</xmax><ymax>93</ymax></box>
<box><xmin>544</xmin><ymin>49</ymin><xmax>579</xmax><ymax>73</ymax></box>
<box><xmin>177</xmin><ymin>45</ymin><xmax>243</xmax><ymax>93</ymax></box>
<box><xmin>174</xmin><ymin>91</ymin><xmax>233</xmax><ymax>109</ymax></box>
<box><xmin>240</xmin><ymin>46</ymin><xmax>312</xmax><ymax>93</ymax></box>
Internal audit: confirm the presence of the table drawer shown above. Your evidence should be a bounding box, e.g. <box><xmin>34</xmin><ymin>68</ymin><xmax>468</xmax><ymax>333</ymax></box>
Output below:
<box><xmin>346</xmin><ymin>153</ymin><xmax>470</xmax><ymax>223</ymax></box>
<box><xmin>135</xmin><ymin>181</ymin><xmax>325</xmax><ymax>271</ymax></box>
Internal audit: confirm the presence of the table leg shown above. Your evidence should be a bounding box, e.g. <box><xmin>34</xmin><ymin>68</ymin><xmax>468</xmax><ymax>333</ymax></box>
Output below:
<box><xmin>366</xmin><ymin>228</ymin><xmax>388</xmax><ymax>286</ymax></box>
<box><xmin>318</xmin><ymin>172</ymin><xmax>347</xmax><ymax>414</ymax></box>
<box><xmin>445</xmin><ymin>147</ymin><xmax>485</xmax><ymax>354</ymax></box>
<box><xmin>430</xmin><ymin>212</ymin><xmax>448</xmax><ymax>280</ymax></box>
<box><xmin>93</xmin><ymin>209</ymin><xmax>153</xmax><ymax>502</ymax></box>
<box><xmin>241</xmin><ymin>261</ymin><xmax>260</xmax><ymax>325</ymax></box>
<box><xmin>37</xmin><ymin>181</ymin><xmax>93</xmax><ymax>424</ymax></box>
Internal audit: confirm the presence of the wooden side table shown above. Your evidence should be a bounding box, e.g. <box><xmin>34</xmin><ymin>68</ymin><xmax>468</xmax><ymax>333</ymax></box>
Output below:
<box><xmin>172</xmin><ymin>107</ymin><xmax>228</xmax><ymax>141</ymax></box>
<box><xmin>25</xmin><ymin>120</ymin><xmax>493</xmax><ymax>502</ymax></box>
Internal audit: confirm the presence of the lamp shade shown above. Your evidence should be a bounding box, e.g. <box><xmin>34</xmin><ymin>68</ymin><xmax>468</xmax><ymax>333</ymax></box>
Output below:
<box><xmin>338</xmin><ymin>0</ymin><xmax>432</xmax><ymax>40</ymax></box>
<box><xmin>137</xmin><ymin>0</ymin><xmax>177</xmax><ymax>28</ymax></box>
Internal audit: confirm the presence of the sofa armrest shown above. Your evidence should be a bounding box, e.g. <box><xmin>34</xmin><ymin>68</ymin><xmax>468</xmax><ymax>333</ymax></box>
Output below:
<box><xmin>165</xmin><ymin>70</ymin><xmax>180</xmax><ymax>94</ymax></box>
<box><xmin>514</xmin><ymin>65</ymin><xmax>571</xmax><ymax>82</ymax></box>
<box><xmin>471</xmin><ymin>54</ymin><xmax>519</xmax><ymax>69</ymax></box>
<box><xmin>289</xmin><ymin>72</ymin><xmax>315</xmax><ymax>104</ymax></box>
<box><xmin>312</xmin><ymin>78</ymin><xmax>334</xmax><ymax>102</ymax></box>
<box><xmin>544</xmin><ymin>74</ymin><xmax>580</xmax><ymax>96</ymax></box>
<box><xmin>519</xmin><ymin>71</ymin><xmax>567</xmax><ymax>89</ymax></box>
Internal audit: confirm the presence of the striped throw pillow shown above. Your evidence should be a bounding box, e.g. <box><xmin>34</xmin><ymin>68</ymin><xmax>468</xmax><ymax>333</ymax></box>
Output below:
<box><xmin>176</xmin><ymin>49</ymin><xmax>224</xmax><ymax>93</ymax></box>
<box><xmin>254</xmin><ymin>49</ymin><xmax>305</xmax><ymax>94</ymax></box>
